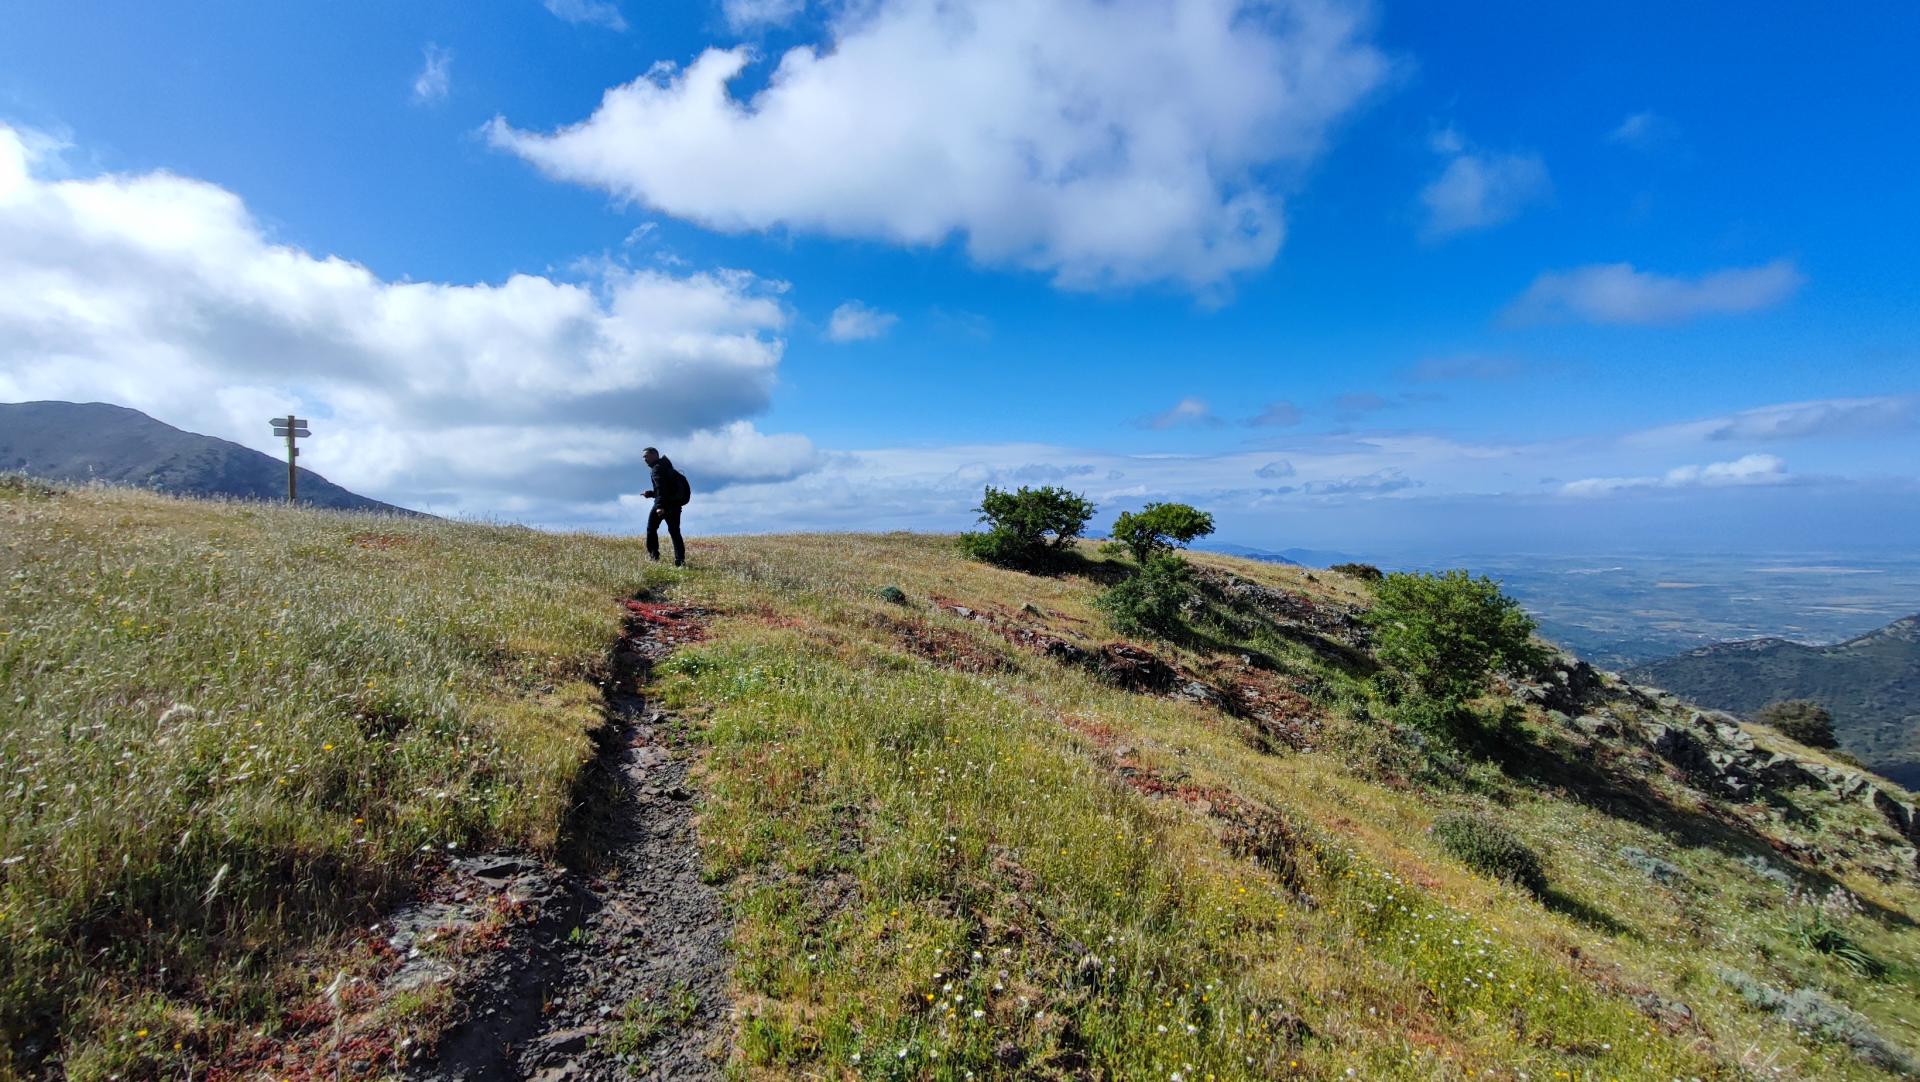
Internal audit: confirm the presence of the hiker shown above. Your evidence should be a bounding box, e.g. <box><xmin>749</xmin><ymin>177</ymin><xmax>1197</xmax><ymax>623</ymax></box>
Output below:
<box><xmin>642</xmin><ymin>447</ymin><xmax>690</xmax><ymax>566</ymax></box>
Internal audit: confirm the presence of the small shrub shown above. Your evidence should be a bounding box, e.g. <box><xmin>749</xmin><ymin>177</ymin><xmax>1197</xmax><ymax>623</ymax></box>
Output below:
<box><xmin>876</xmin><ymin>585</ymin><xmax>908</xmax><ymax>605</ymax></box>
<box><xmin>1714</xmin><ymin>968</ymin><xmax>1914</xmax><ymax>1072</ymax></box>
<box><xmin>1106</xmin><ymin>502</ymin><xmax>1215</xmax><ymax>564</ymax></box>
<box><xmin>0</xmin><ymin>473</ymin><xmax>56</xmax><ymax>500</ymax></box>
<box><xmin>1782</xmin><ymin>886</ymin><xmax>1880</xmax><ymax>976</ymax></box>
<box><xmin>1392</xmin><ymin>694</ymin><xmax>1478</xmax><ymax>738</ymax></box>
<box><xmin>1330</xmin><ymin>562</ymin><xmax>1383</xmax><ymax>583</ymax></box>
<box><xmin>959</xmin><ymin>485</ymin><xmax>1095</xmax><ymax>570</ymax></box>
<box><xmin>1096</xmin><ymin>553</ymin><xmax>1195</xmax><ymax>638</ymax></box>
<box><xmin>1365</xmin><ymin>569</ymin><xmax>1541</xmax><ymax>701</ymax></box>
<box><xmin>1432</xmin><ymin>810</ymin><xmax>1547</xmax><ymax>895</ymax></box>
<box><xmin>1752</xmin><ymin>699</ymin><xmax>1838</xmax><ymax>749</ymax></box>
<box><xmin>957</xmin><ymin>528</ymin><xmax>1027</xmax><ymax>566</ymax></box>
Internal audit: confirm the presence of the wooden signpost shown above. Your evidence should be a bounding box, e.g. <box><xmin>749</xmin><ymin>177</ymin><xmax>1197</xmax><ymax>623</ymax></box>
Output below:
<box><xmin>270</xmin><ymin>416</ymin><xmax>311</xmax><ymax>503</ymax></box>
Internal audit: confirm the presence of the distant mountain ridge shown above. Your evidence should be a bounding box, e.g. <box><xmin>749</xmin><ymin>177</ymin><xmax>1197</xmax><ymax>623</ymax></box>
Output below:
<box><xmin>0</xmin><ymin>400</ymin><xmax>415</xmax><ymax>515</ymax></box>
<box><xmin>1200</xmin><ymin>542</ymin><xmax>1367</xmax><ymax>568</ymax></box>
<box><xmin>1627</xmin><ymin>614</ymin><xmax>1920</xmax><ymax>789</ymax></box>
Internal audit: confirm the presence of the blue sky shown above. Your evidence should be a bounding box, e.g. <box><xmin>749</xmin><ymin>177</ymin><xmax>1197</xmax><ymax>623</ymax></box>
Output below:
<box><xmin>1</xmin><ymin>0</ymin><xmax>1915</xmax><ymax>557</ymax></box>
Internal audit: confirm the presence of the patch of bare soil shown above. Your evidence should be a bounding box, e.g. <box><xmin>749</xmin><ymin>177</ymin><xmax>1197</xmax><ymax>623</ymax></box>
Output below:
<box><xmin>871</xmin><ymin>611</ymin><xmax>1016</xmax><ymax>674</ymax></box>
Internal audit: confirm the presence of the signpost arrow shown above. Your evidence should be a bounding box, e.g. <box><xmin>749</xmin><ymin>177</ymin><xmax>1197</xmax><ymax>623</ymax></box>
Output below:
<box><xmin>268</xmin><ymin>416</ymin><xmax>312</xmax><ymax>503</ymax></box>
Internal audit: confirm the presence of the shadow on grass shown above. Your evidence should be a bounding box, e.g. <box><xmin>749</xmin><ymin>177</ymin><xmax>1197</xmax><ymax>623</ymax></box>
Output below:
<box><xmin>1497</xmin><ymin>726</ymin><xmax>1918</xmax><ymax>931</ymax></box>
<box><xmin>1541</xmin><ymin>887</ymin><xmax>1640</xmax><ymax>939</ymax></box>
<box><xmin>962</xmin><ymin>544</ymin><xmax>1133</xmax><ymax>585</ymax></box>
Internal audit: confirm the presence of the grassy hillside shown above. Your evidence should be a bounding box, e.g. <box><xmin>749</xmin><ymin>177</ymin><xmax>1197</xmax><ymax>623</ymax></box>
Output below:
<box><xmin>1628</xmin><ymin>619</ymin><xmax>1920</xmax><ymax>790</ymax></box>
<box><xmin>4</xmin><ymin>481</ymin><xmax>1920</xmax><ymax>1079</ymax></box>
<box><xmin>0</xmin><ymin>478</ymin><xmax>655</xmax><ymax>1077</ymax></box>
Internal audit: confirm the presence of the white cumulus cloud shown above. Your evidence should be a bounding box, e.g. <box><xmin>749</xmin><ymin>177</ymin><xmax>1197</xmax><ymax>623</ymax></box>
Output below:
<box><xmin>1419</xmin><ymin>129</ymin><xmax>1550</xmax><ymax>238</ymax></box>
<box><xmin>0</xmin><ymin>124</ymin><xmax>816</xmax><ymax>521</ymax></box>
<box><xmin>825</xmin><ymin>300</ymin><xmax>898</xmax><ymax>342</ymax></box>
<box><xmin>1506</xmin><ymin>259</ymin><xmax>1804</xmax><ymax>326</ymax></box>
<box><xmin>1561</xmin><ymin>453</ymin><xmax>1788</xmax><ymax>497</ymax></box>
<box><xmin>487</xmin><ymin>0</ymin><xmax>1388</xmax><ymax>293</ymax></box>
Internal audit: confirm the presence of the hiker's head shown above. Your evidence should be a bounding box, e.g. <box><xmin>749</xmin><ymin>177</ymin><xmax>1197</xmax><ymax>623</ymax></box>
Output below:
<box><xmin>643</xmin><ymin>447</ymin><xmax>660</xmax><ymax>466</ymax></box>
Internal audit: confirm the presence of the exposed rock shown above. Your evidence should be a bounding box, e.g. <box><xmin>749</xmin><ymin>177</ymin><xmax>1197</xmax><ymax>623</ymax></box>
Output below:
<box><xmin>1719</xmin><ymin>727</ymin><xmax>1756</xmax><ymax>752</ymax></box>
<box><xmin>1629</xmin><ymin>990</ymin><xmax>1694</xmax><ymax>1027</ymax></box>
<box><xmin>1750</xmin><ymin>753</ymin><xmax>1817</xmax><ymax>790</ymax></box>
<box><xmin>1573</xmin><ymin>712</ymin><xmax>1620</xmax><ymax>739</ymax></box>
<box><xmin>1647</xmin><ymin>722</ymin><xmax>1715</xmax><ymax>778</ymax></box>
<box><xmin>1547</xmin><ymin>660</ymin><xmax>1606</xmax><ymax>713</ymax></box>
<box><xmin>1204</xmin><ymin>571</ymin><xmax>1369</xmax><ymax>647</ymax></box>
<box><xmin>1804</xmin><ymin>764</ymin><xmax>1876</xmax><ymax>800</ymax></box>
<box><xmin>1739</xmin><ymin>854</ymin><xmax>1796</xmax><ymax>889</ymax></box>
<box><xmin>1619</xmin><ymin>846</ymin><xmax>1684</xmax><ymax>886</ymax></box>
<box><xmin>1867</xmin><ymin>788</ymin><xmax>1920</xmax><ymax>843</ymax></box>
<box><xmin>535</xmin><ymin>1026</ymin><xmax>600</xmax><ymax>1058</ymax></box>
<box><xmin>1171</xmin><ymin>679</ymin><xmax>1229</xmax><ymax>710</ymax></box>
<box><xmin>1640</xmin><ymin>710</ymin><xmax>1835</xmax><ymax>799</ymax></box>
<box><xmin>1621</xmin><ymin>683</ymin><xmax>1664</xmax><ymax>708</ymax></box>
<box><xmin>1096</xmin><ymin>643</ymin><xmax>1182</xmax><ymax>693</ymax></box>
<box><xmin>1511</xmin><ymin>657</ymin><xmax>1608</xmax><ymax>715</ymax></box>
<box><xmin>932</xmin><ymin>596</ymin><xmax>1245</xmax><ymax>716</ymax></box>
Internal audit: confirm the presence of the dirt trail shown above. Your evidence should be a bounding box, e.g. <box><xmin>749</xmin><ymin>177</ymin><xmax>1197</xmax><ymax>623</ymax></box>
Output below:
<box><xmin>417</xmin><ymin>601</ymin><xmax>729</xmax><ymax>1081</ymax></box>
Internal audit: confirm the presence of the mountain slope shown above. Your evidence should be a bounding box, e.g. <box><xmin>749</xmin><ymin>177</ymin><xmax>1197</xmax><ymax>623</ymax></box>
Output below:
<box><xmin>1628</xmin><ymin>616</ymin><xmax>1920</xmax><ymax>789</ymax></box>
<box><xmin>4</xmin><ymin>484</ymin><xmax>1918</xmax><ymax>1079</ymax></box>
<box><xmin>0</xmin><ymin>400</ymin><xmax>414</xmax><ymax>514</ymax></box>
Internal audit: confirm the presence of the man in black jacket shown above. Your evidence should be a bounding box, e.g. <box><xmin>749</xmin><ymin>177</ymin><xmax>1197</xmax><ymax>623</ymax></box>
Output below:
<box><xmin>641</xmin><ymin>447</ymin><xmax>688</xmax><ymax>566</ymax></box>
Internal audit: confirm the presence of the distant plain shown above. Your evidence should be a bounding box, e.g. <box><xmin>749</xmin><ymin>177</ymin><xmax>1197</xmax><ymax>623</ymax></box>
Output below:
<box><xmin>1398</xmin><ymin>552</ymin><xmax>1920</xmax><ymax>668</ymax></box>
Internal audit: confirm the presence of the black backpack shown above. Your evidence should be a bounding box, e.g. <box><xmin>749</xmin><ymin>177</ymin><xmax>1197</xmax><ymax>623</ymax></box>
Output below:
<box><xmin>668</xmin><ymin>466</ymin><xmax>692</xmax><ymax>506</ymax></box>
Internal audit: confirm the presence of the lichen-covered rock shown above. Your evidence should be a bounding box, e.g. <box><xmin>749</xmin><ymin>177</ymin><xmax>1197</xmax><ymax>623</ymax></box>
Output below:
<box><xmin>1751</xmin><ymin>752</ymin><xmax>1817</xmax><ymax>790</ymax></box>
<box><xmin>1619</xmin><ymin>846</ymin><xmax>1684</xmax><ymax>885</ymax></box>
<box><xmin>1805</xmin><ymin>764</ymin><xmax>1875</xmax><ymax>799</ymax></box>
<box><xmin>1172</xmin><ymin>678</ymin><xmax>1229</xmax><ymax>710</ymax></box>
<box><xmin>1573</xmin><ymin>712</ymin><xmax>1620</xmax><ymax>739</ymax></box>
<box><xmin>1647</xmin><ymin>722</ymin><xmax>1715</xmax><ymax>778</ymax></box>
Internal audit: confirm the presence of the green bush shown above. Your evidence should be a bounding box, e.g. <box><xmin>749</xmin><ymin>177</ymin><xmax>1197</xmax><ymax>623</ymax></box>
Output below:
<box><xmin>1329</xmin><ymin>561</ymin><xmax>1383</xmax><ymax>583</ymax></box>
<box><xmin>959</xmin><ymin>485</ymin><xmax>1095</xmax><ymax>569</ymax></box>
<box><xmin>1431</xmin><ymin>810</ymin><xmax>1547</xmax><ymax>895</ymax></box>
<box><xmin>1106</xmin><ymin>502</ymin><xmax>1215</xmax><ymax>564</ymax></box>
<box><xmin>1752</xmin><ymin>699</ymin><xmax>1838</xmax><ymax>749</ymax></box>
<box><xmin>1364</xmin><ymin>570</ymin><xmax>1539</xmax><ymax>701</ymax></box>
<box><xmin>1096</xmin><ymin>553</ymin><xmax>1195</xmax><ymax>638</ymax></box>
<box><xmin>1391</xmin><ymin>694</ymin><xmax>1480</xmax><ymax>738</ymax></box>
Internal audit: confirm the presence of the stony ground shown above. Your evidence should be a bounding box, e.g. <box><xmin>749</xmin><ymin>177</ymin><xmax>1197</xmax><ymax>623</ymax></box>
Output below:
<box><xmin>417</xmin><ymin>602</ymin><xmax>730</xmax><ymax>1081</ymax></box>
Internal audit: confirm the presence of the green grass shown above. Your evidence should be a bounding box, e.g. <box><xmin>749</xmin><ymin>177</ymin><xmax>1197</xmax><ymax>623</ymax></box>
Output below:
<box><xmin>0</xmin><ymin>484</ymin><xmax>667</xmax><ymax>1076</ymax></box>
<box><xmin>4</xmin><ymin>484</ymin><xmax>1919</xmax><ymax>1079</ymax></box>
<box><xmin>605</xmin><ymin>982</ymin><xmax>700</xmax><ymax>1068</ymax></box>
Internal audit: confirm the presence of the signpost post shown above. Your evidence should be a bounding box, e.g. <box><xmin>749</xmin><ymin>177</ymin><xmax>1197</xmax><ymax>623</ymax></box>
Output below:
<box><xmin>270</xmin><ymin>416</ymin><xmax>311</xmax><ymax>503</ymax></box>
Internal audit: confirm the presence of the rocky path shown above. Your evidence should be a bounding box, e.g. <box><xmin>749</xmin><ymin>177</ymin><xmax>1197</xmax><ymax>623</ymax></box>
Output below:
<box><xmin>418</xmin><ymin>601</ymin><xmax>729</xmax><ymax>1081</ymax></box>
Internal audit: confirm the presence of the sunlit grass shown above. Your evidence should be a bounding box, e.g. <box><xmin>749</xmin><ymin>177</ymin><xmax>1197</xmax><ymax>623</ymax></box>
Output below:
<box><xmin>0</xmin><ymin>483</ymin><xmax>665</xmax><ymax>1075</ymax></box>
<box><xmin>3</xmin><ymin>483</ymin><xmax>1917</xmax><ymax>1078</ymax></box>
